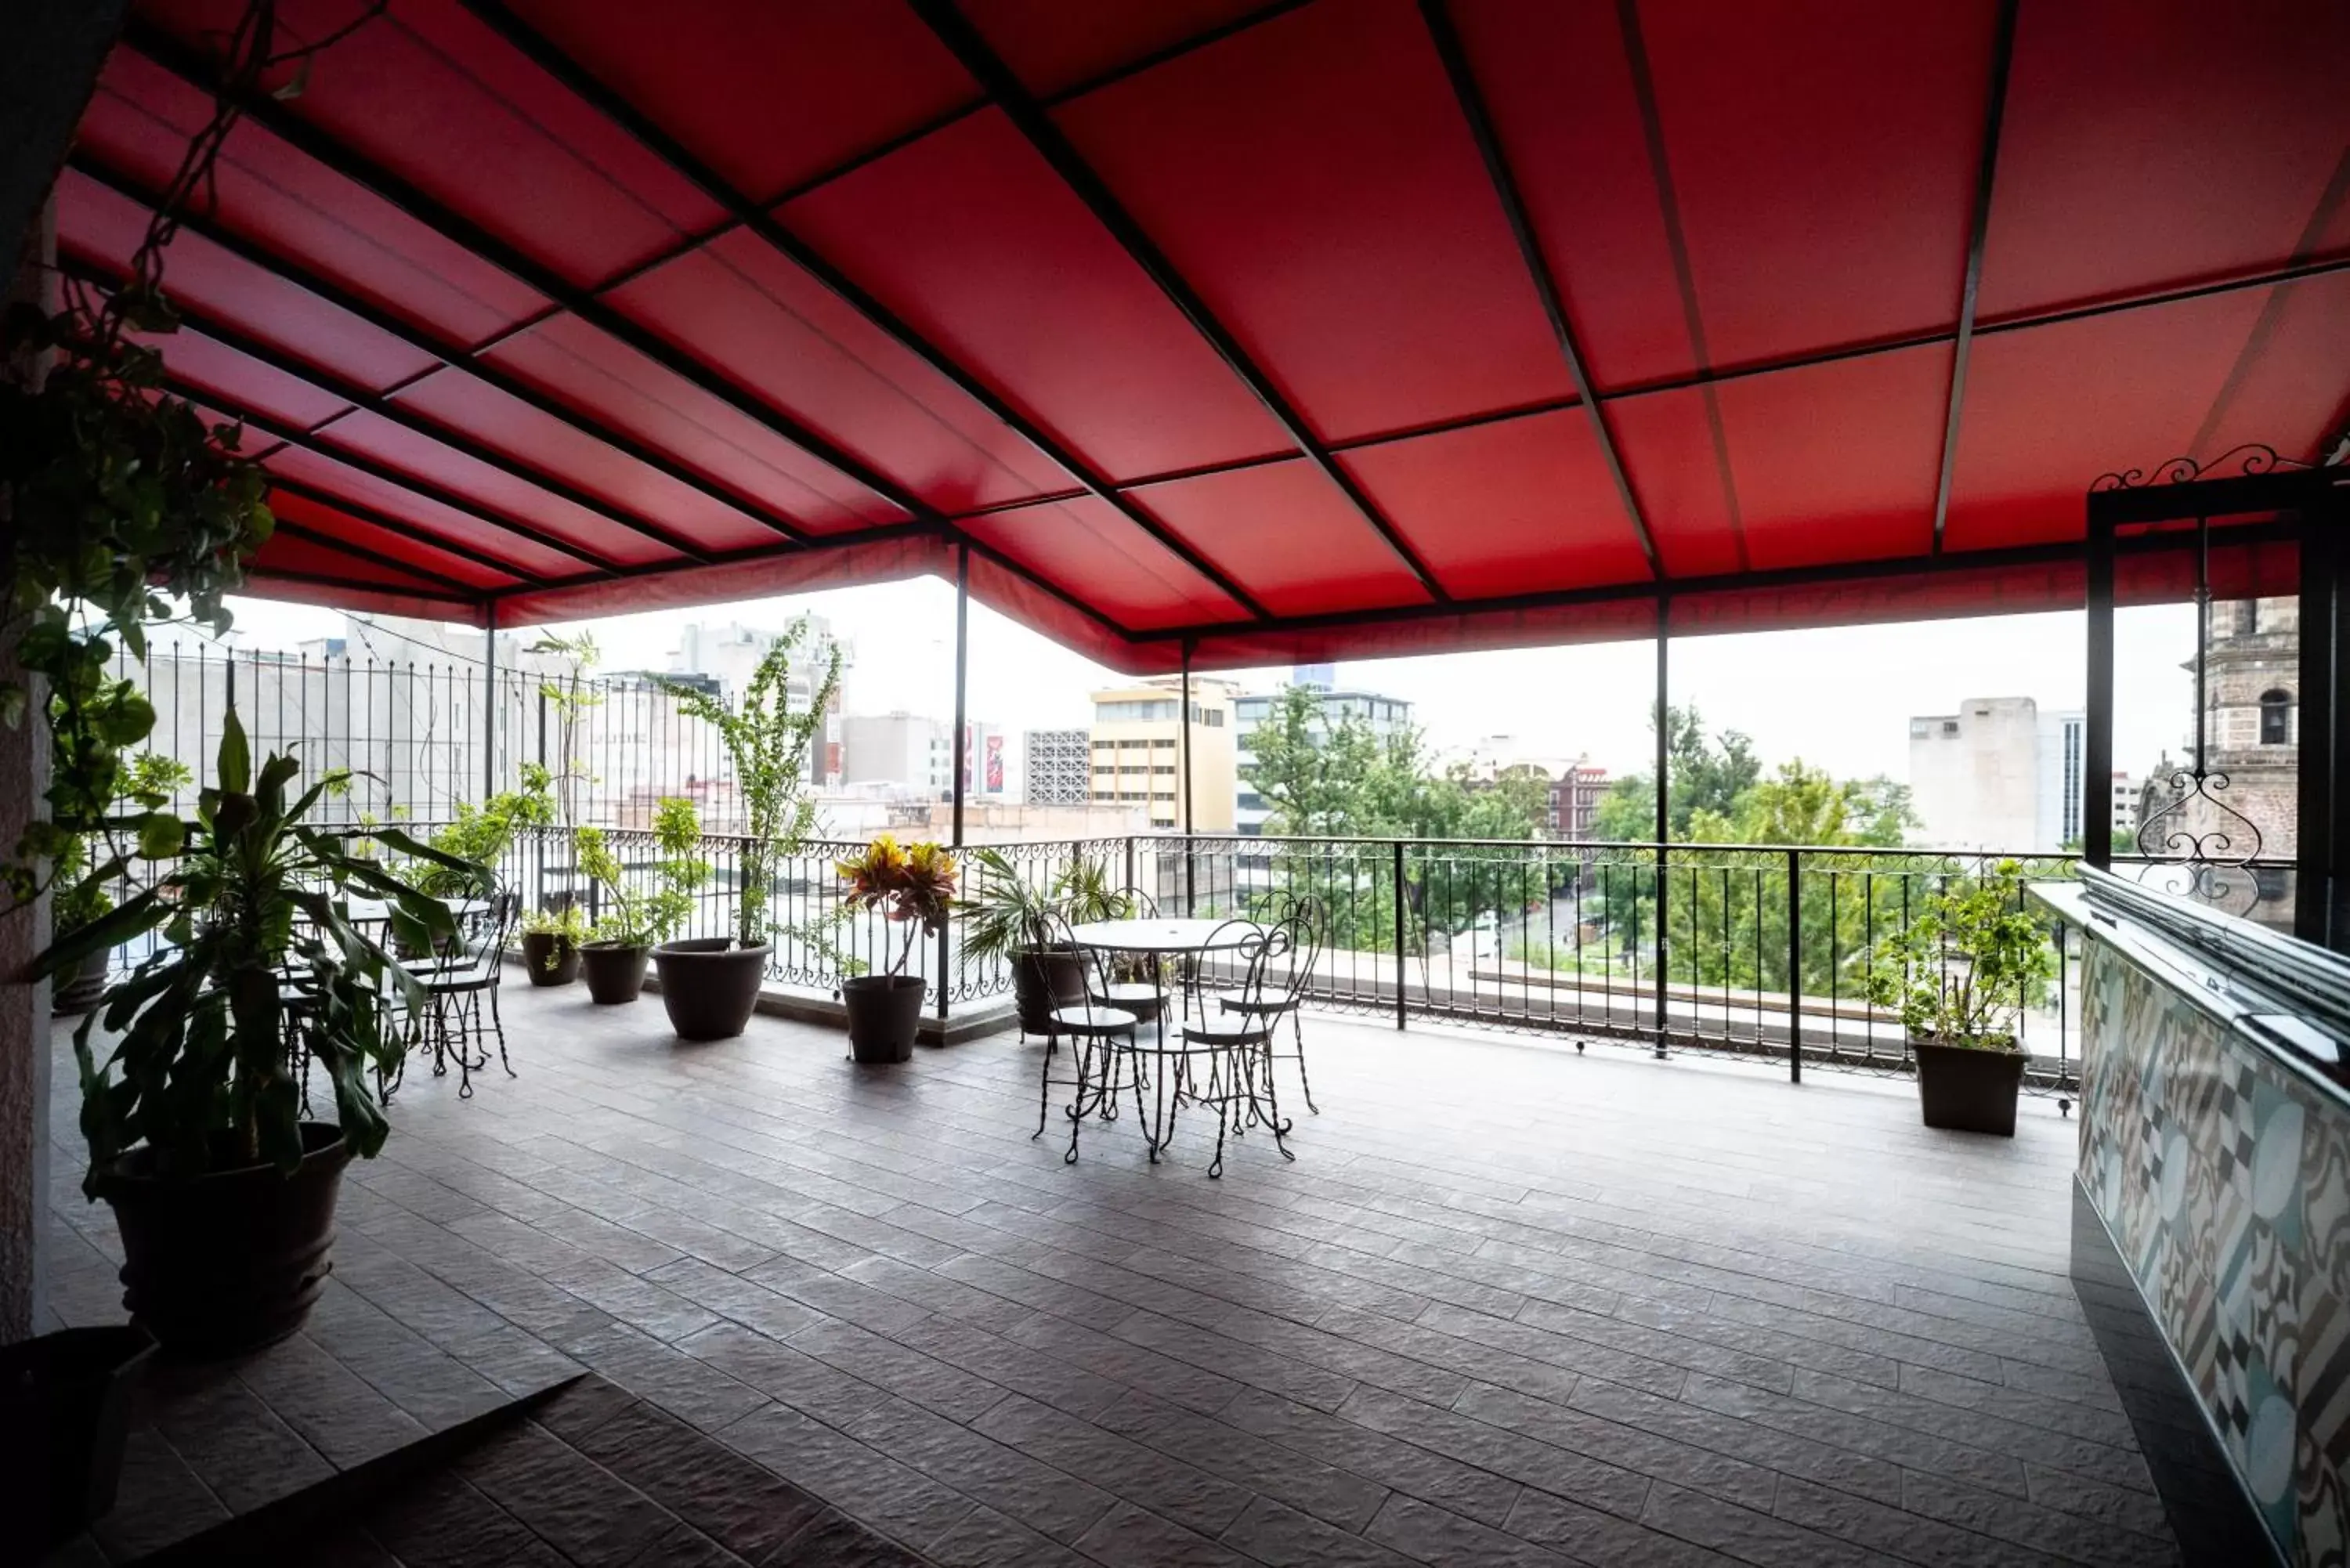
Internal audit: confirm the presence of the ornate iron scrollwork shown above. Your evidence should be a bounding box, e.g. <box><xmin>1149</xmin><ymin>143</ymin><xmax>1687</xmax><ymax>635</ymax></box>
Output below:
<box><xmin>2089</xmin><ymin>443</ymin><xmax>2310</xmax><ymax>493</ymax></box>
<box><xmin>2112</xmin><ymin>498</ymin><xmax>2267</xmax><ymax>915</ymax></box>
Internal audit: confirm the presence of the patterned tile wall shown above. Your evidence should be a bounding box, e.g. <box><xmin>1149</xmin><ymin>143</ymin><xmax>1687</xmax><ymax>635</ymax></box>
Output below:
<box><xmin>2079</xmin><ymin>937</ymin><xmax>2350</xmax><ymax>1566</ymax></box>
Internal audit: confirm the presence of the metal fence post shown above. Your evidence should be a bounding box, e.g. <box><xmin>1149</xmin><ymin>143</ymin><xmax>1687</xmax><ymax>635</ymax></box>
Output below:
<box><xmin>1124</xmin><ymin>836</ymin><xmax>1137</xmax><ymax>900</ymax></box>
<box><xmin>1787</xmin><ymin>848</ymin><xmax>1802</xmax><ymax>1082</ymax></box>
<box><xmin>1394</xmin><ymin>839</ymin><xmax>1408</xmax><ymax>1030</ymax></box>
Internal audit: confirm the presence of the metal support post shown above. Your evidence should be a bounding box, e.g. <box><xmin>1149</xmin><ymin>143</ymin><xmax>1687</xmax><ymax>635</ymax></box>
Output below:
<box><xmin>1654</xmin><ymin>599</ymin><xmax>1669</xmax><ymax>1057</ymax></box>
<box><xmin>483</xmin><ymin>601</ymin><xmax>498</xmax><ymax>801</ymax></box>
<box><xmin>2084</xmin><ymin>515</ymin><xmax>2114</xmax><ymax>870</ymax></box>
<box><xmin>1394</xmin><ymin>839</ymin><xmax>1408</xmax><ymax>1030</ymax></box>
<box><xmin>941</xmin><ymin>546</ymin><xmax>968</xmax><ymax>1021</ymax></box>
<box><xmin>1787</xmin><ymin>849</ymin><xmax>1802</xmax><ymax>1082</ymax></box>
<box><xmin>1181</xmin><ymin>639</ymin><xmax>1195</xmax><ymax>916</ymax></box>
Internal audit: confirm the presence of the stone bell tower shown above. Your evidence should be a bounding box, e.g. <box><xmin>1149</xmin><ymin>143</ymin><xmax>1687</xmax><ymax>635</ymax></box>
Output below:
<box><xmin>2140</xmin><ymin>596</ymin><xmax>2298</xmax><ymax>926</ymax></box>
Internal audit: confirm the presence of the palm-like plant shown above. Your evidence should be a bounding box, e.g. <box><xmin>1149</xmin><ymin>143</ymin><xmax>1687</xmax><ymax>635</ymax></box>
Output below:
<box><xmin>38</xmin><ymin>712</ymin><xmax>470</xmax><ymax>1192</ymax></box>
<box><xmin>956</xmin><ymin>851</ymin><xmax>1130</xmax><ymax>964</ymax></box>
<box><xmin>660</xmin><ymin>620</ymin><xmax>841</xmax><ymax>949</ymax></box>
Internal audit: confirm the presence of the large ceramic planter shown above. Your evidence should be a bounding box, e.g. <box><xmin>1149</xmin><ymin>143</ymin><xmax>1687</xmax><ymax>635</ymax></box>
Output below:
<box><xmin>100</xmin><ymin>1123</ymin><xmax>351</xmax><ymax>1357</ymax></box>
<box><xmin>522</xmin><ymin>930</ymin><xmax>581</xmax><ymax>988</ymax></box>
<box><xmin>0</xmin><ymin>1324</ymin><xmax>154</xmax><ymax>1555</ymax></box>
<box><xmin>1010</xmin><ymin>944</ymin><xmax>1085</xmax><ymax>1035</ymax></box>
<box><xmin>842</xmin><ymin>974</ymin><xmax>924</xmax><ymax>1064</ymax></box>
<box><xmin>580</xmin><ymin>941</ymin><xmax>649</xmax><ymax>1004</ymax></box>
<box><xmin>1914</xmin><ymin>1039</ymin><xmax>2026</xmax><ymax>1136</ymax></box>
<box><xmin>52</xmin><ymin>948</ymin><xmax>110</xmax><ymax>1016</ymax></box>
<box><xmin>653</xmin><ymin>937</ymin><xmax>772</xmax><ymax>1041</ymax></box>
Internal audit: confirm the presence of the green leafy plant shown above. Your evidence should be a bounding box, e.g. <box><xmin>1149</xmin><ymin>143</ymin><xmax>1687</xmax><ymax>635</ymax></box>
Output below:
<box><xmin>660</xmin><ymin>620</ymin><xmax>841</xmax><ymax>948</ymax></box>
<box><xmin>526</xmin><ymin>631</ymin><xmax>602</xmax><ymax>829</ymax></box>
<box><xmin>2</xmin><ymin>2</ymin><xmax>387</xmax><ymax>914</ymax></box>
<box><xmin>37</xmin><ymin>710</ymin><xmax>471</xmax><ymax>1192</ymax></box>
<box><xmin>1865</xmin><ymin>861</ymin><xmax>2057</xmax><ymax>1049</ymax></box>
<box><xmin>404</xmin><ymin>764</ymin><xmax>553</xmax><ymax>898</ymax></box>
<box><xmin>838</xmin><ymin>836</ymin><xmax>958</xmax><ymax>977</ymax></box>
<box><xmin>578</xmin><ymin>797</ymin><xmax>708</xmax><ymax>949</ymax></box>
<box><xmin>52</xmin><ymin>752</ymin><xmax>197</xmax><ymax>944</ymax></box>
<box><xmin>955</xmin><ymin>849</ymin><xmax>1130</xmax><ymax>965</ymax></box>
<box><xmin>520</xmin><ymin>902</ymin><xmax>591</xmax><ymax>971</ymax></box>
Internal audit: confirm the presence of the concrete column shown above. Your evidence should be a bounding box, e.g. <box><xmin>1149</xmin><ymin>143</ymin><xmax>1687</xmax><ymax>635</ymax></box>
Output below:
<box><xmin>2</xmin><ymin>198</ymin><xmax>59</xmax><ymax>1341</ymax></box>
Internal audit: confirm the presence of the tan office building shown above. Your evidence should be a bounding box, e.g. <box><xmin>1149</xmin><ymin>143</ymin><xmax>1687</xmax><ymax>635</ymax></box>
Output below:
<box><xmin>1089</xmin><ymin>677</ymin><xmax>1238</xmax><ymax>832</ymax></box>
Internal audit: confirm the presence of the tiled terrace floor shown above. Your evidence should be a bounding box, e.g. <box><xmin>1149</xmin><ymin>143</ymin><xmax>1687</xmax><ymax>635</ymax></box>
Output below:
<box><xmin>46</xmin><ymin>983</ymin><xmax>2175</xmax><ymax>1566</ymax></box>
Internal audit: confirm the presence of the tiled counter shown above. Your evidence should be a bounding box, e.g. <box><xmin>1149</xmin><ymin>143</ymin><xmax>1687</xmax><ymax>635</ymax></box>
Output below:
<box><xmin>2044</xmin><ymin>869</ymin><xmax>2350</xmax><ymax>1568</ymax></box>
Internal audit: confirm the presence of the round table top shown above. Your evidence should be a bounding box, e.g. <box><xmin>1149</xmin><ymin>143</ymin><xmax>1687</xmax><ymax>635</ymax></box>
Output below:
<box><xmin>1067</xmin><ymin>917</ymin><xmax>1259</xmax><ymax>953</ymax></box>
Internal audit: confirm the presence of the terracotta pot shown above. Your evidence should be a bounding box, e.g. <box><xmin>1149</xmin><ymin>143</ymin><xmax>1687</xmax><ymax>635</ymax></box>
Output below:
<box><xmin>580</xmin><ymin>941</ymin><xmax>649</xmax><ymax>1004</ymax></box>
<box><xmin>653</xmin><ymin>938</ymin><xmax>772</xmax><ymax>1041</ymax></box>
<box><xmin>100</xmin><ymin>1123</ymin><xmax>350</xmax><ymax>1357</ymax></box>
<box><xmin>521</xmin><ymin>930</ymin><xmax>581</xmax><ymax>987</ymax></box>
<box><xmin>843</xmin><ymin>974</ymin><xmax>924</xmax><ymax>1064</ymax></box>
<box><xmin>1914</xmin><ymin>1039</ymin><xmax>2026</xmax><ymax>1136</ymax></box>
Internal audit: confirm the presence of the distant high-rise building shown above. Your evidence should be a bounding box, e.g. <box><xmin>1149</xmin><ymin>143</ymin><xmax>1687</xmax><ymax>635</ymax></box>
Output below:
<box><xmin>1549</xmin><ymin>758</ymin><xmax>1611</xmax><ymax>840</ymax></box>
<box><xmin>1907</xmin><ymin>695</ymin><xmax>2084</xmax><ymax>851</ymax></box>
<box><xmin>666</xmin><ymin>617</ymin><xmax>848</xmax><ymax>786</ymax></box>
<box><xmin>1231</xmin><ymin>680</ymin><xmax>1413</xmax><ymax>835</ymax></box>
<box><xmin>1090</xmin><ymin>677</ymin><xmax>1238</xmax><ymax>833</ymax></box>
<box><xmin>1023</xmin><ymin>728</ymin><xmax>1090</xmax><ymax>806</ymax></box>
<box><xmin>840</xmin><ymin>712</ymin><xmax>952</xmax><ymax>796</ymax></box>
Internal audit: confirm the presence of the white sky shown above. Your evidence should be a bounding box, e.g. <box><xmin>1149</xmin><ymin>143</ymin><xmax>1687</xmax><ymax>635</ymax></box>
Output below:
<box><xmin>219</xmin><ymin>583</ymin><xmax>2198</xmax><ymax>786</ymax></box>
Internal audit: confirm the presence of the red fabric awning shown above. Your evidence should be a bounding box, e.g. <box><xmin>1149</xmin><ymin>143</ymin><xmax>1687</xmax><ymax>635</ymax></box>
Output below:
<box><xmin>62</xmin><ymin>0</ymin><xmax>2350</xmax><ymax>670</ymax></box>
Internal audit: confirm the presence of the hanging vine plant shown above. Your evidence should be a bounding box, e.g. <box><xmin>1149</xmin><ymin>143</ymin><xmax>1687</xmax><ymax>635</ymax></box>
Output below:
<box><xmin>0</xmin><ymin>1</ymin><xmax>384</xmax><ymax>905</ymax></box>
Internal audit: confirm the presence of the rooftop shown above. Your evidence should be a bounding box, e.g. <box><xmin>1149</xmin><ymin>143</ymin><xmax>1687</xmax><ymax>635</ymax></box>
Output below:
<box><xmin>49</xmin><ymin>984</ymin><xmax>2167</xmax><ymax>1565</ymax></box>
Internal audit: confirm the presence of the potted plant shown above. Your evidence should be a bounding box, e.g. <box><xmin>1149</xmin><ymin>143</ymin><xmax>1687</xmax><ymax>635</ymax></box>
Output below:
<box><xmin>576</xmin><ymin>800</ymin><xmax>707</xmax><ymax>1005</ymax></box>
<box><xmin>837</xmin><ymin>836</ymin><xmax>957</xmax><ymax>1064</ymax></box>
<box><xmin>35</xmin><ymin>712</ymin><xmax>468</xmax><ymax>1353</ymax></box>
<box><xmin>956</xmin><ymin>850</ymin><xmax>1130</xmax><ymax>1035</ymax></box>
<box><xmin>519</xmin><ymin>902</ymin><xmax>588</xmax><ymax>987</ymax></box>
<box><xmin>1867</xmin><ymin>861</ymin><xmax>2058</xmax><ymax>1136</ymax></box>
<box><xmin>47</xmin><ymin>756</ymin><xmax>194</xmax><ymax>1016</ymax></box>
<box><xmin>653</xmin><ymin>621</ymin><xmax>841</xmax><ymax>1039</ymax></box>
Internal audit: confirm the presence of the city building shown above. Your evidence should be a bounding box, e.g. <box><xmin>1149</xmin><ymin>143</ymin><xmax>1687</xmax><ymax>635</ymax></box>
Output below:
<box><xmin>839</xmin><ymin>712</ymin><xmax>952</xmax><ymax>797</ymax></box>
<box><xmin>1090</xmin><ymin>677</ymin><xmax>1238</xmax><ymax>833</ymax></box>
<box><xmin>2108</xmin><ymin>771</ymin><xmax>2140</xmax><ymax>842</ymax></box>
<box><xmin>1907</xmin><ymin>695</ymin><xmax>2086</xmax><ymax>851</ymax></box>
<box><xmin>1023</xmin><ymin>728</ymin><xmax>1091</xmax><ymax>806</ymax></box>
<box><xmin>2137</xmin><ymin>595</ymin><xmax>2299</xmax><ymax>926</ymax></box>
<box><xmin>1231</xmin><ymin>672</ymin><xmax>1414</xmax><ymax>835</ymax></box>
<box><xmin>960</xmin><ymin>721</ymin><xmax>1008</xmax><ymax>801</ymax></box>
<box><xmin>1447</xmin><ymin>735</ymin><xmax>1579</xmax><ymax>786</ymax></box>
<box><xmin>1550</xmin><ymin>758</ymin><xmax>1611</xmax><ymax>840</ymax></box>
<box><xmin>665</xmin><ymin>617</ymin><xmax>848</xmax><ymax>787</ymax></box>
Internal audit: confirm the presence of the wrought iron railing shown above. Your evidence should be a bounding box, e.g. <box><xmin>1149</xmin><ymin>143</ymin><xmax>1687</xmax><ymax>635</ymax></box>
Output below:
<box><xmin>97</xmin><ymin>814</ymin><xmax>2288</xmax><ymax>1096</ymax></box>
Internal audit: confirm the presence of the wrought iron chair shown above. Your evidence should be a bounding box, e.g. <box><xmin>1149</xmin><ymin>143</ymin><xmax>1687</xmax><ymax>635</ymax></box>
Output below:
<box><xmin>395</xmin><ymin>887</ymin><xmax>520</xmax><ymax>1100</ymax></box>
<box><xmin>1173</xmin><ymin>918</ymin><xmax>1296</xmax><ymax>1177</ymax></box>
<box><xmin>1033</xmin><ymin>911</ymin><xmax>1143</xmax><ymax>1164</ymax></box>
<box><xmin>1217</xmin><ymin>894</ymin><xmax>1325</xmax><ymax>1113</ymax></box>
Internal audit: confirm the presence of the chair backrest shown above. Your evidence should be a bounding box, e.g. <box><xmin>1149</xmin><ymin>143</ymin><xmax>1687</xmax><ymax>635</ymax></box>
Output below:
<box><xmin>1123</xmin><ymin>887</ymin><xmax>1162</xmax><ymax>919</ymax></box>
<box><xmin>418</xmin><ymin>887</ymin><xmax>518</xmax><ymax>983</ymax></box>
<box><xmin>1202</xmin><ymin>916</ymin><xmax>1277</xmax><ymax>1010</ymax></box>
<box><xmin>1034</xmin><ymin>909</ymin><xmax>1120</xmax><ymax>1026</ymax></box>
<box><xmin>1271</xmin><ymin>896</ymin><xmax>1323</xmax><ymax>1010</ymax></box>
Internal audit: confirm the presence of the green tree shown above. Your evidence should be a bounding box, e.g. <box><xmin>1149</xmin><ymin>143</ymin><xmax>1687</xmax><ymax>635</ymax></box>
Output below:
<box><xmin>1246</xmin><ymin>682</ymin><xmax>1384</xmax><ymax>836</ymax></box>
<box><xmin>1591</xmin><ymin>705</ymin><xmax>1761</xmax><ymax>843</ymax></box>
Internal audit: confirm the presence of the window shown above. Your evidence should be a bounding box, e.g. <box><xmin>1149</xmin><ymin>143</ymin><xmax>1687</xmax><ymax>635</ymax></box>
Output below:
<box><xmin>1097</xmin><ymin>699</ymin><xmax>1177</xmax><ymax>722</ymax></box>
<box><xmin>1942</xmin><ymin>721</ymin><xmax>1959</xmax><ymax>736</ymax></box>
<box><xmin>2261</xmin><ymin>689</ymin><xmax>2292</xmax><ymax>745</ymax></box>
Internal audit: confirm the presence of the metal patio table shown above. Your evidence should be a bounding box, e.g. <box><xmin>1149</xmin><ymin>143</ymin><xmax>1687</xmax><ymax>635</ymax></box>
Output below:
<box><xmin>1066</xmin><ymin>917</ymin><xmax>1271</xmax><ymax>1164</ymax></box>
